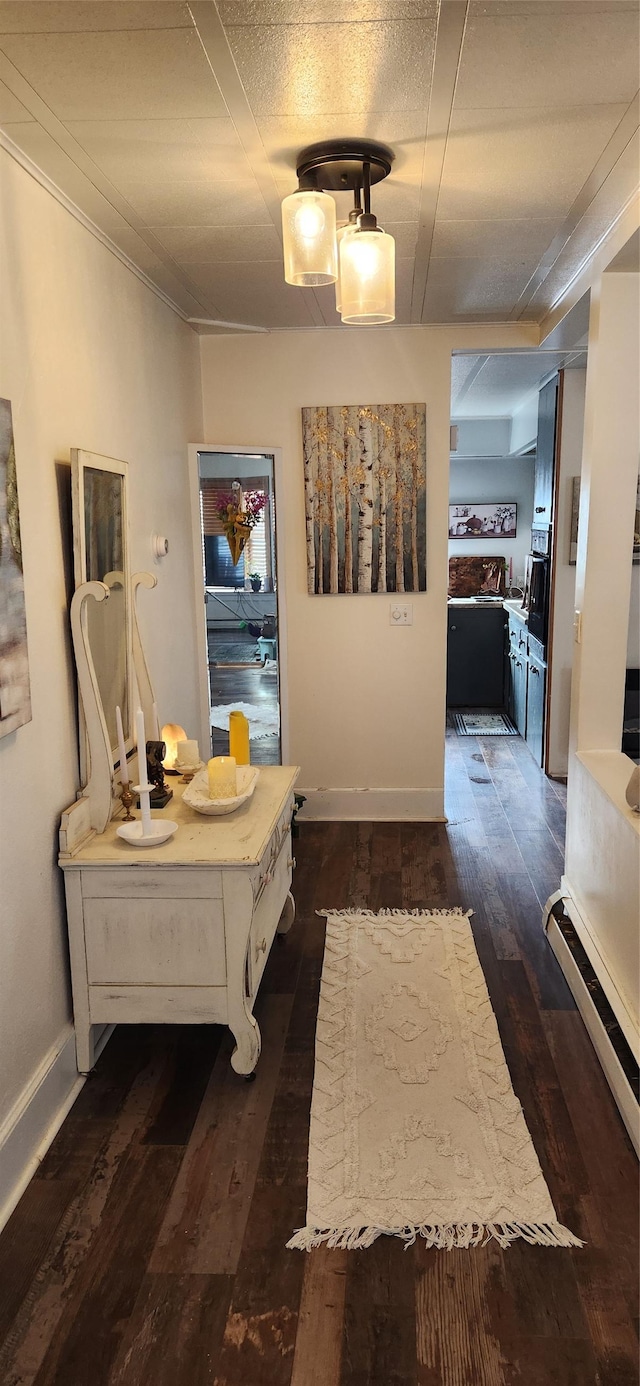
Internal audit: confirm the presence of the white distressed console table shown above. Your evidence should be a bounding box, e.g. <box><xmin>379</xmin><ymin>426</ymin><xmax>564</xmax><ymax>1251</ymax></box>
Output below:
<box><xmin>59</xmin><ymin>765</ymin><xmax>300</xmax><ymax>1077</ymax></box>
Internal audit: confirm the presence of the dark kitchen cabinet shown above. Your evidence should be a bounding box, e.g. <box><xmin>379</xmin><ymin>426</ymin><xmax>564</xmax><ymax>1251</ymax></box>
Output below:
<box><xmin>512</xmin><ymin>650</ymin><xmax>528</xmax><ymax>736</ymax></box>
<box><xmin>533</xmin><ymin>375</ymin><xmax>559</xmax><ymax>529</ymax></box>
<box><xmin>447</xmin><ymin>607</ymin><xmax>507</xmax><ymax>708</ymax></box>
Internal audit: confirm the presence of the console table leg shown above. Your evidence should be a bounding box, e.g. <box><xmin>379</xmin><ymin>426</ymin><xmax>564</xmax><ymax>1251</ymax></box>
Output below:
<box><xmin>229</xmin><ymin>1010</ymin><xmax>261</xmax><ymax>1076</ymax></box>
<box><xmin>277</xmin><ymin>890</ymin><xmax>296</xmax><ymax>936</ymax></box>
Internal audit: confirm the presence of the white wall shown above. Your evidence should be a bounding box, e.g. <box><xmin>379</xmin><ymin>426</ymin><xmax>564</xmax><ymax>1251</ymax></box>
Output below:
<box><xmin>564</xmin><ymin>271</ymin><xmax>640</xmax><ymax>1048</ymax></box>
<box><xmin>448</xmin><ymin>456</ymin><xmax>534</xmax><ymax>586</ymax></box>
<box><xmin>0</xmin><ymin>147</ymin><xmax>202</xmax><ymax>1195</ymax></box>
<box><xmin>199</xmin><ymin>323</ymin><xmax>537</xmax><ymax>818</ymax></box>
<box><xmin>510</xmin><ymin>392</ymin><xmax>539</xmax><ymax>454</ymax></box>
<box><xmin>451</xmin><ymin>418</ymin><xmax>511</xmax><ymax>456</ymax></box>
<box><xmin>547</xmin><ymin>369</ymin><xmax>586</xmax><ymax>777</ymax></box>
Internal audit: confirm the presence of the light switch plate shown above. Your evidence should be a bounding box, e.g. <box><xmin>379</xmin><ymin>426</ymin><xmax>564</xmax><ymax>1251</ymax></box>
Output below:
<box><xmin>390</xmin><ymin>602</ymin><xmax>413</xmax><ymax>626</ymax></box>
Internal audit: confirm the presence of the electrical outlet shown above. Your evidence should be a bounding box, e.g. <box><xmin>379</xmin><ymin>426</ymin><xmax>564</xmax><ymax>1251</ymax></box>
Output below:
<box><xmin>573</xmin><ymin>609</ymin><xmax>582</xmax><ymax>643</ymax></box>
<box><xmin>390</xmin><ymin>602</ymin><xmax>413</xmax><ymax>626</ymax></box>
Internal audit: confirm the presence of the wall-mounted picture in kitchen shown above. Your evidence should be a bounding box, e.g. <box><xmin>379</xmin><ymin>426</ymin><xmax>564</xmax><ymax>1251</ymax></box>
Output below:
<box><xmin>449</xmin><ymin>503</ymin><xmax>517</xmax><ymax>539</ymax></box>
<box><xmin>302</xmin><ymin>403</ymin><xmax>426</xmax><ymax>594</ymax></box>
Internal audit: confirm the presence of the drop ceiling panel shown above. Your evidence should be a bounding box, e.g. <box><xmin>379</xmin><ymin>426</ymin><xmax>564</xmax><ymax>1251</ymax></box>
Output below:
<box><xmin>0</xmin><ymin>119</ymin><xmax>137</xmax><ymax>232</ymax></box>
<box><xmin>66</xmin><ymin>118</ymin><xmax>250</xmax><ymax>185</ymax></box>
<box><xmin>218</xmin><ymin>2</ymin><xmax>436</xmax><ymax>19</ymax></box>
<box><xmin>470</xmin><ymin>2</ymin><xmax>639</xmax><ymax>14</ymax></box>
<box><xmin>0</xmin><ymin>74</ymin><xmax>32</xmax><ymax>121</ymax></box>
<box><xmin>452</xmin><ymin>350</ymin><xmax>574</xmax><ymax>417</ymax></box>
<box><xmin>151</xmin><ymin>225</ymin><xmax>283</xmax><ymax>264</ymax></box>
<box><xmin>120</xmin><ymin>178</ymin><xmax>272</xmax><ymax>228</ymax></box>
<box><xmin>455</xmin><ymin>9</ymin><xmax>639</xmax><ymax>109</ymax></box>
<box><xmin>180</xmin><ymin>262</ymin><xmax>319</xmax><ymax>328</ymax></box>
<box><xmin>0</xmin><ymin>29</ymin><xmax>227</xmax><ymax>120</ymax></box>
<box><xmin>0</xmin><ymin>3</ymin><xmax>193</xmax><ymax>32</ymax></box>
<box><xmin>431</xmin><ymin>218</ymin><xmax>560</xmax><ymax>262</ymax></box>
<box><xmin>437</xmin><ymin>105</ymin><xmax>630</xmax><ymax>222</ymax></box>
<box><xmin>256</xmin><ymin>110</ymin><xmax>428</xmax><ymax>181</ymax></box>
<box><xmin>223</xmin><ymin>17</ymin><xmax>437</xmax><ymax>116</ymax></box>
<box><xmin>423</xmin><ymin>259</ymin><xmax>537</xmax><ymax>320</ymax></box>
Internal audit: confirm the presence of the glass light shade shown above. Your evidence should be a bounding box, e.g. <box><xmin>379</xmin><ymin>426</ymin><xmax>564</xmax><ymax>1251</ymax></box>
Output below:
<box><xmin>334</xmin><ymin>223</ymin><xmax>357</xmax><ymax>314</ymax></box>
<box><xmin>339</xmin><ymin>228</ymin><xmax>395</xmax><ymax>325</ymax></box>
<box><xmin>282</xmin><ymin>189</ymin><xmax>337</xmax><ymax>286</ymax></box>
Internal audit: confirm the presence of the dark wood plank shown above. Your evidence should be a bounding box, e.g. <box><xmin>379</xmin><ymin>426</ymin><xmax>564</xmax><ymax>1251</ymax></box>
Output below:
<box><xmin>108</xmin><ymin>1273</ymin><xmax>232</xmax><ymax>1386</ymax></box>
<box><xmin>342</xmin><ymin>1237</ymin><xmax>417</xmax><ymax>1386</ymax></box>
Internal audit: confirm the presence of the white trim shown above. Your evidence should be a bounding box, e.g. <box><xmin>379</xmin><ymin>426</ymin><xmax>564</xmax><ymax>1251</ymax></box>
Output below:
<box><xmin>539</xmin><ymin>190</ymin><xmax>640</xmax><ymax>343</ymax></box>
<box><xmin>543</xmin><ymin>910</ymin><xmax>639</xmax><ymax>1158</ymax></box>
<box><xmin>0</xmin><ymin>1024</ymin><xmax>112</xmax><ymax>1234</ymax></box>
<box><xmin>187</xmin><ymin>444</ymin><xmax>289</xmax><ymax>764</ymax></box>
<box><xmin>0</xmin><ymin>129</ymin><xmax>191</xmax><ymax>324</ymax></box>
<box><xmin>555</xmin><ymin>875</ymin><xmax>638</xmax><ymax>1059</ymax></box>
<box><xmin>297</xmin><ymin>788</ymin><xmax>446</xmax><ymax>821</ymax></box>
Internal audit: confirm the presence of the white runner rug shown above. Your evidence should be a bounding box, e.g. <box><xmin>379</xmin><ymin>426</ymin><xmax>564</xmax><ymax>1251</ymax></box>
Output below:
<box><xmin>288</xmin><ymin>909</ymin><xmax>583</xmax><ymax>1252</ymax></box>
<box><xmin>209</xmin><ymin>701</ymin><xmax>279</xmax><ymax>739</ymax></box>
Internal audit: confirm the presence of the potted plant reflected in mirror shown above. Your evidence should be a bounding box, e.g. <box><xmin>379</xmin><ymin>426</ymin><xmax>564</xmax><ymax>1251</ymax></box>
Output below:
<box><xmin>248</xmin><ymin>572</ymin><xmax>262</xmax><ymax>593</ymax></box>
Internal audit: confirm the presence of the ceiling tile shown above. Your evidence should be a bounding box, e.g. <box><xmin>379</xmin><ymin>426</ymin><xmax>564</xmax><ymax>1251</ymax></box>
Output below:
<box><xmin>455</xmin><ymin>10</ymin><xmax>639</xmax><ymax>109</ymax></box>
<box><xmin>311</xmin><ymin>254</ymin><xmax>414</xmax><ymax>325</ymax></box>
<box><xmin>0</xmin><ymin>75</ymin><xmax>33</xmax><ymax>121</ymax></box>
<box><xmin>219</xmin><ymin>2</ymin><xmax>436</xmax><ymax>20</ymax></box>
<box><xmin>223</xmin><ymin>18</ymin><xmax>437</xmax><ymax>115</ymax></box>
<box><xmin>431</xmin><ymin>218</ymin><xmax>559</xmax><ymax>263</ymax></box>
<box><xmin>154</xmin><ymin>225</ymin><xmax>282</xmax><ymax>262</ymax></box>
<box><xmin>257</xmin><ymin>111</ymin><xmax>427</xmax><ymax>182</ymax></box>
<box><xmin>118</xmin><ymin>178</ymin><xmax>272</xmax><ymax>228</ymax></box>
<box><xmin>66</xmin><ymin>118</ymin><xmax>249</xmax><ymax>184</ymax></box>
<box><xmin>177</xmin><ymin>261</ymin><xmax>318</xmax><ymax>328</ymax></box>
<box><xmin>470</xmin><ymin>2</ymin><xmax>639</xmax><ymax>15</ymax></box>
<box><xmin>422</xmin><ymin>259</ymin><xmax>534</xmax><ymax>319</ymax></box>
<box><xmin>0</xmin><ymin>29</ymin><xmax>227</xmax><ymax>120</ymax></box>
<box><xmin>0</xmin><ymin>4</ymin><xmax>193</xmax><ymax>32</ymax></box>
<box><xmin>451</xmin><ymin>349</ymin><xmax>577</xmax><ymax>417</ymax></box>
<box><xmin>437</xmin><ymin>104</ymin><xmax>629</xmax><ymax>222</ymax></box>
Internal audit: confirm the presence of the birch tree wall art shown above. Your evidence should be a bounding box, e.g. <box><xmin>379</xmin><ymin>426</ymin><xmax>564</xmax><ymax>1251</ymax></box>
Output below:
<box><xmin>0</xmin><ymin>398</ymin><xmax>31</xmax><ymax>738</ymax></box>
<box><xmin>302</xmin><ymin>404</ymin><xmax>426</xmax><ymax>594</ymax></box>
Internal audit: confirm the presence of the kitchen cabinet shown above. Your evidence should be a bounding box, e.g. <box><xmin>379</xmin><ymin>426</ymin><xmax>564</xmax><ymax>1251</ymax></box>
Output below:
<box><xmin>504</xmin><ymin>612</ymin><xmax>547</xmax><ymax>762</ymax></box>
<box><xmin>526</xmin><ymin>651</ymin><xmax>545</xmax><ymax>763</ymax></box>
<box><xmin>447</xmin><ymin>605</ymin><xmax>506</xmax><ymax>707</ymax></box>
<box><xmin>533</xmin><ymin>375</ymin><xmax>559</xmax><ymax>530</ymax></box>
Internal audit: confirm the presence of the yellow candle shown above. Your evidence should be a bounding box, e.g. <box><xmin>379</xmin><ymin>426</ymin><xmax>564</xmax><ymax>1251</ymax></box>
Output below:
<box><xmin>207</xmin><ymin>755</ymin><xmax>237</xmax><ymax>799</ymax></box>
<box><xmin>229</xmin><ymin>710</ymin><xmax>250</xmax><ymax>765</ymax></box>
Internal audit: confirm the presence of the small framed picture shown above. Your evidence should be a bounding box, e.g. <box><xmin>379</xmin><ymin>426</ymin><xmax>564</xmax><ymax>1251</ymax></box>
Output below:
<box><xmin>449</xmin><ymin>502</ymin><xmax>517</xmax><ymax>540</ymax></box>
<box><xmin>569</xmin><ymin>476</ymin><xmax>580</xmax><ymax>565</ymax></box>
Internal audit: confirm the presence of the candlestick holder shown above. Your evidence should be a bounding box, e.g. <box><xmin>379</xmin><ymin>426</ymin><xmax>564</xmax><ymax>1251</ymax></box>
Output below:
<box><xmin>119</xmin><ymin>783</ymin><xmax>135</xmax><ymax>821</ymax></box>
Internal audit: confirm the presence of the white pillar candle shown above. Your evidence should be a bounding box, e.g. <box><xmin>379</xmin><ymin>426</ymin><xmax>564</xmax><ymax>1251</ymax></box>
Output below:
<box><xmin>115</xmin><ymin>705</ymin><xmax>129</xmax><ymax>785</ymax></box>
<box><xmin>151</xmin><ymin>702</ymin><xmax>160</xmax><ymax>740</ymax></box>
<box><xmin>136</xmin><ymin>707</ymin><xmax>149</xmax><ymax>789</ymax></box>
<box><xmin>179</xmin><ymin>739</ymin><xmax>200</xmax><ymax>767</ymax></box>
<box><xmin>207</xmin><ymin>755</ymin><xmax>237</xmax><ymax>799</ymax></box>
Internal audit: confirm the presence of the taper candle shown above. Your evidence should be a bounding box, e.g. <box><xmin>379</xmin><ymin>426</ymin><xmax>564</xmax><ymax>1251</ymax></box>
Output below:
<box><xmin>115</xmin><ymin>705</ymin><xmax>129</xmax><ymax>785</ymax></box>
<box><xmin>136</xmin><ymin>708</ymin><xmax>149</xmax><ymax>789</ymax></box>
<box><xmin>207</xmin><ymin>755</ymin><xmax>237</xmax><ymax>799</ymax></box>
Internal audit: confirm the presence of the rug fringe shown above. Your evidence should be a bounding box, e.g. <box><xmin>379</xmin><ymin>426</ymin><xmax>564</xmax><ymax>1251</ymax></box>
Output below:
<box><xmin>286</xmin><ymin>1221</ymin><xmax>584</xmax><ymax>1252</ymax></box>
<box><xmin>316</xmin><ymin>908</ymin><xmax>474</xmax><ymax>920</ymax></box>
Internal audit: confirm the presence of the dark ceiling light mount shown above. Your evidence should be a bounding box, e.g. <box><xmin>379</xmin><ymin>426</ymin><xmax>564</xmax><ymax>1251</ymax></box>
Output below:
<box><xmin>281</xmin><ymin>139</ymin><xmax>396</xmax><ymax>324</ymax></box>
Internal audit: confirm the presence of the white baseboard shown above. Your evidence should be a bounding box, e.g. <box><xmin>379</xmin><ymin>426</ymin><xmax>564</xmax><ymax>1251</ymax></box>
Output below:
<box><xmin>297</xmin><ymin>787</ymin><xmax>446</xmax><ymax>821</ymax></box>
<box><xmin>0</xmin><ymin>1022</ymin><xmax>113</xmax><ymax>1234</ymax></box>
<box><xmin>544</xmin><ymin>914</ymin><xmax>639</xmax><ymax>1157</ymax></box>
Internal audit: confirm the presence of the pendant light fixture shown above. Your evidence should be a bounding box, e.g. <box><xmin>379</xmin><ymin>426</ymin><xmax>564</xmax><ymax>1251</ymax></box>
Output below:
<box><xmin>281</xmin><ymin>140</ymin><xmax>395</xmax><ymax>324</ymax></box>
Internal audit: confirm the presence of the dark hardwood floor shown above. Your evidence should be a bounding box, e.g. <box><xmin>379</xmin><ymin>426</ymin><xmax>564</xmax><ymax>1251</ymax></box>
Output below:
<box><xmin>0</xmin><ymin>730</ymin><xmax>637</xmax><ymax>1385</ymax></box>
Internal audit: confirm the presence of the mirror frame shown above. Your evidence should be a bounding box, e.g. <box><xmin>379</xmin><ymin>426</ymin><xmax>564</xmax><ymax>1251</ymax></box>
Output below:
<box><xmin>71</xmin><ymin>448</ymin><xmax>133</xmax><ymax>782</ymax></box>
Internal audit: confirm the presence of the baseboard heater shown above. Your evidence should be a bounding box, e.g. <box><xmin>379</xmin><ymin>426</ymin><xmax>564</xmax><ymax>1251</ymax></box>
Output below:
<box><xmin>543</xmin><ymin>890</ymin><xmax>639</xmax><ymax>1157</ymax></box>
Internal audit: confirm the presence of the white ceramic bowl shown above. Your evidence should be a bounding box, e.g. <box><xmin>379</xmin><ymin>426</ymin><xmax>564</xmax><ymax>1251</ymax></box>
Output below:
<box><xmin>182</xmin><ymin>764</ymin><xmax>260</xmax><ymax>816</ymax></box>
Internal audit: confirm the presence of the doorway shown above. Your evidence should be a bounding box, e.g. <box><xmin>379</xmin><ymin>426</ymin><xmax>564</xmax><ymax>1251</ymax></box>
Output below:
<box><xmin>189</xmin><ymin>447</ymin><xmax>284</xmax><ymax>766</ymax></box>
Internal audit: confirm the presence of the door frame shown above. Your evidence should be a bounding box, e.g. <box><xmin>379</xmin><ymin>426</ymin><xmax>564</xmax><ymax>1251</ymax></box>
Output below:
<box><xmin>187</xmin><ymin>443</ymin><xmax>289</xmax><ymax>763</ymax></box>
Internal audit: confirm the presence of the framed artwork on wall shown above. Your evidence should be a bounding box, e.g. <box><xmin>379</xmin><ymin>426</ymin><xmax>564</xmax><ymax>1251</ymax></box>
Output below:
<box><xmin>449</xmin><ymin>502</ymin><xmax>517</xmax><ymax>539</ymax></box>
<box><xmin>0</xmin><ymin>398</ymin><xmax>31</xmax><ymax>739</ymax></box>
<box><xmin>569</xmin><ymin>475</ymin><xmax>580</xmax><ymax>565</ymax></box>
<box><xmin>302</xmin><ymin>403</ymin><xmax>427</xmax><ymax>594</ymax></box>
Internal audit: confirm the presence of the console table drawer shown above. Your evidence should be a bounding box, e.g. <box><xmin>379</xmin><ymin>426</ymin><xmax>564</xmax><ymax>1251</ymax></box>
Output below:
<box><xmin>248</xmin><ymin>831</ymin><xmax>293</xmax><ymax>998</ymax></box>
<box><xmin>84</xmin><ymin>898</ymin><xmax>226</xmax><ymax>986</ymax></box>
<box><xmin>81</xmin><ymin>868</ymin><xmax>223</xmax><ymax>900</ymax></box>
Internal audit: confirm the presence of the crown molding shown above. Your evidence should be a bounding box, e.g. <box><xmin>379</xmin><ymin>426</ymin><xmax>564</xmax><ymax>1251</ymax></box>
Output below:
<box><xmin>0</xmin><ymin>128</ymin><xmax>192</xmax><ymax>326</ymax></box>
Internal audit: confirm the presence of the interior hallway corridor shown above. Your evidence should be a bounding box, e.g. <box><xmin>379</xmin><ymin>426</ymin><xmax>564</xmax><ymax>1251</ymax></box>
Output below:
<box><xmin>0</xmin><ymin>734</ymin><xmax>636</xmax><ymax>1386</ymax></box>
